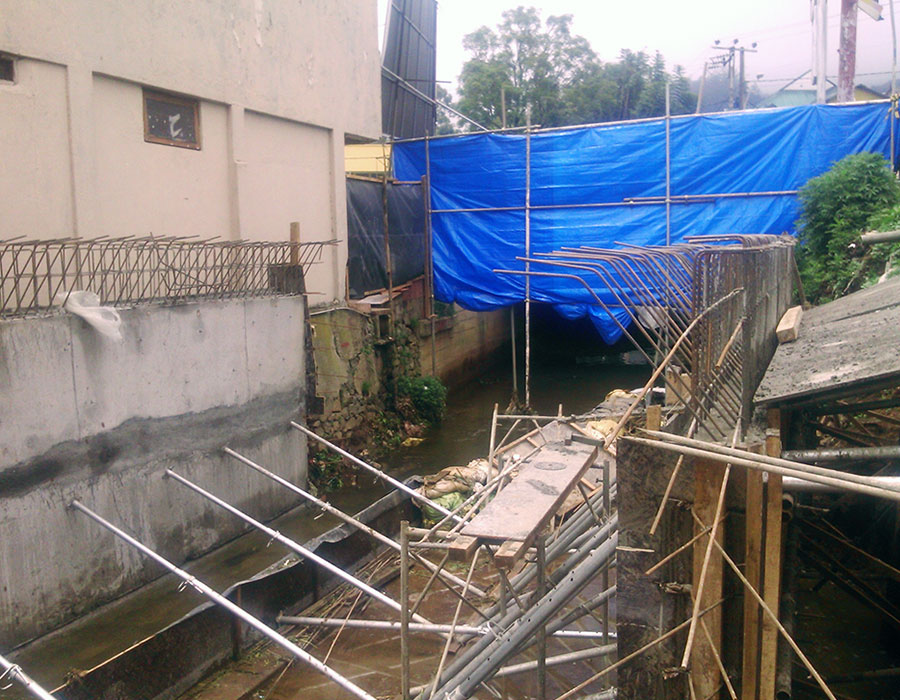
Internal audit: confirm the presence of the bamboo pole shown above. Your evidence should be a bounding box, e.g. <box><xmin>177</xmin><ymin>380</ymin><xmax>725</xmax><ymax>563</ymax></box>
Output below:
<box><xmin>681</xmin><ymin>421</ymin><xmax>741</xmax><ymax>671</ymax></box>
<box><xmin>691</xmin><ymin>511</ymin><xmax>837</xmax><ymax>700</ymax></box>
<box><xmin>624</xmin><ymin>436</ymin><xmax>900</xmax><ymax>503</ymax></box>
<box><xmin>638</xmin><ymin>429</ymin><xmax>900</xmax><ymax>498</ymax></box>
<box><xmin>553</xmin><ymin>599</ymin><xmax>726</xmax><ymax>700</ymax></box>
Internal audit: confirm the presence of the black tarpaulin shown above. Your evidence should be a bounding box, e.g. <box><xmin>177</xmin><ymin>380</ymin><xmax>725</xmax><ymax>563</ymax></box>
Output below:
<box><xmin>346</xmin><ymin>178</ymin><xmax>425</xmax><ymax>298</ymax></box>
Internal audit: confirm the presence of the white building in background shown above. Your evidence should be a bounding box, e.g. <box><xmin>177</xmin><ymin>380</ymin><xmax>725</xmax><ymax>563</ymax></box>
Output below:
<box><xmin>0</xmin><ymin>0</ymin><xmax>381</xmax><ymax>304</ymax></box>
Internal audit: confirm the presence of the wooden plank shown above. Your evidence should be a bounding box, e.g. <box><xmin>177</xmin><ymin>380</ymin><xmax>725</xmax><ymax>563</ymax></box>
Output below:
<box><xmin>691</xmin><ymin>458</ymin><xmax>724</xmax><ymax>700</ymax></box>
<box><xmin>742</xmin><ymin>445</ymin><xmax>765</xmax><ymax>700</ymax></box>
<box><xmin>759</xmin><ymin>411</ymin><xmax>784</xmax><ymax>700</ymax></box>
<box><xmin>493</xmin><ymin>540</ymin><xmax>528</xmax><ymax>569</ymax></box>
<box><xmin>447</xmin><ymin>535</ymin><xmax>479</xmax><ymax>562</ymax></box>
<box><xmin>461</xmin><ymin>439</ymin><xmax>599</xmax><ymax>544</ymax></box>
<box><xmin>775</xmin><ymin>305</ymin><xmax>803</xmax><ymax>343</ymax></box>
<box><xmin>646</xmin><ymin>404</ymin><xmax>662</xmax><ymax>431</ymax></box>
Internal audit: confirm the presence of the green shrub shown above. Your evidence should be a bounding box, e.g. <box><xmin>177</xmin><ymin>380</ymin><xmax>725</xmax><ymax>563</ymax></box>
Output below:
<box><xmin>796</xmin><ymin>152</ymin><xmax>900</xmax><ymax>302</ymax></box>
<box><xmin>309</xmin><ymin>449</ymin><xmax>344</xmax><ymax>492</ymax></box>
<box><xmin>396</xmin><ymin>375</ymin><xmax>448</xmax><ymax>424</ymax></box>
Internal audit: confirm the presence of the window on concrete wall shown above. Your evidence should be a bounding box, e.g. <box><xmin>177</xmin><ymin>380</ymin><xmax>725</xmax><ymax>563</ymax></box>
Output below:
<box><xmin>0</xmin><ymin>54</ymin><xmax>15</xmax><ymax>83</ymax></box>
<box><xmin>143</xmin><ymin>89</ymin><xmax>201</xmax><ymax>150</ymax></box>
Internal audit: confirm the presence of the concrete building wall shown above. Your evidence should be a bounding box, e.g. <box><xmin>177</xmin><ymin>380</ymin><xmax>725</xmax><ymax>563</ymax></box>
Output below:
<box><xmin>91</xmin><ymin>75</ymin><xmax>232</xmax><ymax>239</ymax></box>
<box><xmin>0</xmin><ymin>58</ymin><xmax>73</xmax><ymax>239</ymax></box>
<box><xmin>421</xmin><ymin>308</ymin><xmax>510</xmax><ymax>388</ymax></box>
<box><xmin>0</xmin><ymin>297</ymin><xmax>308</xmax><ymax>647</ymax></box>
<box><xmin>0</xmin><ymin>0</ymin><xmax>381</xmax><ymax>304</ymax></box>
<box><xmin>239</xmin><ymin>111</ymin><xmax>337</xmax><ymax>298</ymax></box>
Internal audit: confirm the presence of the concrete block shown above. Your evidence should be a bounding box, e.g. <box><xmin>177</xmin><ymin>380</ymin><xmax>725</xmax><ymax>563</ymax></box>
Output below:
<box><xmin>775</xmin><ymin>304</ymin><xmax>803</xmax><ymax>343</ymax></box>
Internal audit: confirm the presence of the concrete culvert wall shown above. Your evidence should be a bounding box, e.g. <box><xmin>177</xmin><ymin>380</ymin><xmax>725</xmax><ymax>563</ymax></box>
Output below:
<box><xmin>0</xmin><ymin>296</ymin><xmax>308</xmax><ymax>648</ymax></box>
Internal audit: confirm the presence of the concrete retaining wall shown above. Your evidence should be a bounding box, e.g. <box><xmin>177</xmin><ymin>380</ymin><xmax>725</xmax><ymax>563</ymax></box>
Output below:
<box><xmin>0</xmin><ymin>297</ymin><xmax>308</xmax><ymax>648</ymax></box>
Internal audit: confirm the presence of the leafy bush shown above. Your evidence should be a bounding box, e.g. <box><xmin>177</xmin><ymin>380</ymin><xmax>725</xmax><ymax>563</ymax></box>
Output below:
<box><xmin>796</xmin><ymin>152</ymin><xmax>900</xmax><ymax>302</ymax></box>
<box><xmin>396</xmin><ymin>375</ymin><xmax>448</xmax><ymax>425</ymax></box>
<box><xmin>309</xmin><ymin>449</ymin><xmax>344</xmax><ymax>492</ymax></box>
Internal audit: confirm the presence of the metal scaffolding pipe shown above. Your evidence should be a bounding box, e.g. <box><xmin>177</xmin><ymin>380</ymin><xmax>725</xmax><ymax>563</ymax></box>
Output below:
<box><xmin>782</xmin><ymin>445</ymin><xmax>900</xmax><ymax>463</ymax></box>
<box><xmin>426</xmin><ymin>510</ymin><xmax>614</xmax><ymax>688</ymax></box>
<box><xmin>634</xmin><ymin>431</ymin><xmax>900</xmax><ymax>500</ymax></box>
<box><xmin>164</xmin><ymin>469</ymin><xmax>430</xmax><ymax>623</ymax></box>
<box><xmin>291</xmin><ymin>422</ymin><xmax>457</xmax><ymax>521</ymax></box>
<box><xmin>277</xmin><ymin>615</ymin><xmax>615</xmax><ymax>640</ymax></box>
<box><xmin>223</xmin><ymin>447</ymin><xmax>485</xmax><ymax>597</ymax></box>
<box><xmin>494</xmin><ymin>643</ymin><xmax>616</xmax><ymax>679</ymax></box>
<box><xmin>426</xmin><ymin>534</ymin><xmax>619</xmax><ymax>700</ymax></box>
<box><xmin>69</xmin><ymin>500</ymin><xmax>377</xmax><ymax>700</ymax></box>
<box><xmin>783</xmin><ymin>475</ymin><xmax>900</xmax><ymax>493</ymax></box>
<box><xmin>0</xmin><ymin>654</ymin><xmax>56</xmax><ymax>700</ymax></box>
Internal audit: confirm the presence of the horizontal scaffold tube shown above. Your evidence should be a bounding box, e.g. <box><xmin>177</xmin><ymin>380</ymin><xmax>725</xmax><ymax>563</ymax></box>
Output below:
<box><xmin>411</xmin><ymin>645</ymin><xmax>618</xmax><ymax>695</ymax></box>
<box><xmin>0</xmin><ymin>654</ymin><xmax>56</xmax><ymax>700</ymax></box>
<box><xmin>629</xmin><ymin>432</ymin><xmax>900</xmax><ymax>503</ymax></box>
<box><xmin>163</xmin><ymin>469</ymin><xmax>431</xmax><ymax>624</ymax></box>
<box><xmin>69</xmin><ymin>500</ymin><xmax>377</xmax><ymax>700</ymax></box>
<box><xmin>276</xmin><ymin>615</ymin><xmax>617</xmax><ymax>640</ymax></box>
<box><xmin>782</xmin><ymin>445</ymin><xmax>900</xmax><ymax>463</ymax></box>
<box><xmin>291</xmin><ymin>422</ymin><xmax>459</xmax><ymax>522</ymax></box>
<box><xmin>223</xmin><ymin>447</ymin><xmax>486</xmax><ymax>598</ymax></box>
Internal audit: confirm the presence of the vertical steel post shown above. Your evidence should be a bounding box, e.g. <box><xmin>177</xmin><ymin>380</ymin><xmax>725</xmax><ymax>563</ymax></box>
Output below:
<box><xmin>382</xmin><ymin>170</ymin><xmax>395</xmax><ymax>341</ymax></box>
<box><xmin>536</xmin><ymin>534</ymin><xmax>547</xmax><ymax>700</ymax></box>
<box><xmin>891</xmin><ymin>0</ymin><xmax>898</xmax><ymax>170</ymax></box>
<box><xmin>665</xmin><ymin>81</ymin><xmax>672</xmax><ymax>247</ymax></box>
<box><xmin>524</xmin><ymin>111</ymin><xmax>532</xmax><ymax>408</ymax></box>
<box><xmin>421</xmin><ymin>171</ymin><xmax>436</xmax><ymax>376</ymax></box>
<box><xmin>401</xmin><ymin>520</ymin><xmax>411</xmax><ymax>700</ymax></box>
<box><xmin>425</xmin><ymin>136</ymin><xmax>437</xmax><ymax>375</ymax></box>
<box><xmin>510</xmin><ymin>306</ymin><xmax>518</xmax><ymax>400</ymax></box>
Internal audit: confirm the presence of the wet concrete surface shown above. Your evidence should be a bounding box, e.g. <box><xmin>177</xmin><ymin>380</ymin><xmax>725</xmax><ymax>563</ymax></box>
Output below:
<box><xmin>2</xmin><ymin>356</ymin><xmax>645</xmax><ymax>698</ymax></box>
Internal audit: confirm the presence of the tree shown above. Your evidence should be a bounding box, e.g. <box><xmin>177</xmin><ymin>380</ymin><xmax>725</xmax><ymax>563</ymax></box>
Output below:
<box><xmin>434</xmin><ymin>84</ymin><xmax>457</xmax><ymax>135</ymax></box>
<box><xmin>456</xmin><ymin>6</ymin><xmax>697</xmax><ymax>129</ymax></box>
<box><xmin>796</xmin><ymin>152</ymin><xmax>900</xmax><ymax>302</ymax></box>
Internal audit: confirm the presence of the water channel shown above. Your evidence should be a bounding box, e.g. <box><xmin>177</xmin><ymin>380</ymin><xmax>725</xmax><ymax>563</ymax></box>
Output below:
<box><xmin>4</xmin><ymin>348</ymin><xmax>649</xmax><ymax>697</ymax></box>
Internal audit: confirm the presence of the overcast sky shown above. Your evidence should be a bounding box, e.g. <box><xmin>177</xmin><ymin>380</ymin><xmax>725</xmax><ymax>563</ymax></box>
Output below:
<box><xmin>377</xmin><ymin>0</ymin><xmax>899</xmax><ymax>94</ymax></box>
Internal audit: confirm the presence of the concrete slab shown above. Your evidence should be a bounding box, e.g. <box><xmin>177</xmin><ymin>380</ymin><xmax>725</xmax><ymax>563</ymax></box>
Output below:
<box><xmin>755</xmin><ymin>276</ymin><xmax>900</xmax><ymax>406</ymax></box>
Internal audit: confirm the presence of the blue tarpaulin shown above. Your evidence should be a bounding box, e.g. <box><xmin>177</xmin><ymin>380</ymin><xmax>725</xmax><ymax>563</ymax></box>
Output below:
<box><xmin>393</xmin><ymin>103</ymin><xmax>899</xmax><ymax>343</ymax></box>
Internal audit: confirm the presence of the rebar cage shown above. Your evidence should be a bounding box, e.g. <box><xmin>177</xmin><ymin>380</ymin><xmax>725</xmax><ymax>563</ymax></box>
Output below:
<box><xmin>0</xmin><ymin>235</ymin><xmax>335</xmax><ymax>318</ymax></box>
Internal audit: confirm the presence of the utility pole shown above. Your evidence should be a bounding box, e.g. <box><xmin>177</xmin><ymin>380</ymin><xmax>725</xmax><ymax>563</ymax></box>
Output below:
<box><xmin>815</xmin><ymin>0</ymin><xmax>828</xmax><ymax>104</ymax></box>
<box><xmin>838</xmin><ymin>0</ymin><xmax>858</xmax><ymax>102</ymax></box>
<box><xmin>696</xmin><ymin>62</ymin><xmax>708</xmax><ymax>114</ymax></box>
<box><xmin>710</xmin><ymin>40</ymin><xmax>757</xmax><ymax>110</ymax></box>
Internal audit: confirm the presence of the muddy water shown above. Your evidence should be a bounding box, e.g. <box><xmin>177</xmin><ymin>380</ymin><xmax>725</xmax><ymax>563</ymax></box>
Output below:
<box><xmin>3</xmin><ymin>357</ymin><xmax>647</xmax><ymax>697</ymax></box>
